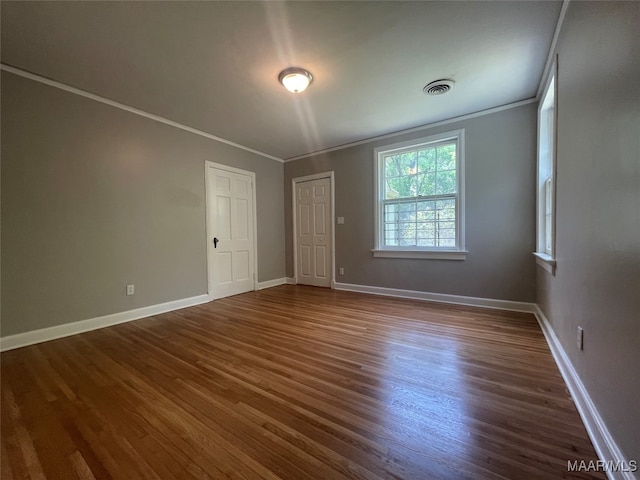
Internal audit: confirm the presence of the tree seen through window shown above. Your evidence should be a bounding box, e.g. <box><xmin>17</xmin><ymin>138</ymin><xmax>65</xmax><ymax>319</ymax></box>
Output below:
<box><xmin>382</xmin><ymin>142</ymin><xmax>457</xmax><ymax>247</ymax></box>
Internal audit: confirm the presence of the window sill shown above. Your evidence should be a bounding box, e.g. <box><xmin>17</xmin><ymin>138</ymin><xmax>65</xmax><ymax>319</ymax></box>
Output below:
<box><xmin>372</xmin><ymin>249</ymin><xmax>467</xmax><ymax>260</ymax></box>
<box><xmin>533</xmin><ymin>252</ymin><xmax>556</xmax><ymax>274</ymax></box>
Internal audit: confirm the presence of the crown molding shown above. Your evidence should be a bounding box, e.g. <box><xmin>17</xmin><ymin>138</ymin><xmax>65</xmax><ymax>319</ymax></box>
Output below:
<box><xmin>536</xmin><ymin>0</ymin><xmax>570</xmax><ymax>100</ymax></box>
<box><xmin>1</xmin><ymin>63</ymin><xmax>284</xmax><ymax>163</ymax></box>
<box><xmin>284</xmin><ymin>97</ymin><xmax>538</xmax><ymax>162</ymax></box>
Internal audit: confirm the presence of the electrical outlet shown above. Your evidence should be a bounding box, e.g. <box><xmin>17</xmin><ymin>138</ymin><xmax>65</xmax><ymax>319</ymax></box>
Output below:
<box><xmin>577</xmin><ymin>326</ymin><xmax>583</xmax><ymax>350</ymax></box>
<box><xmin>126</xmin><ymin>284</ymin><xmax>135</xmax><ymax>296</ymax></box>
<box><xmin>339</xmin><ymin>267</ymin><xmax>344</xmax><ymax>275</ymax></box>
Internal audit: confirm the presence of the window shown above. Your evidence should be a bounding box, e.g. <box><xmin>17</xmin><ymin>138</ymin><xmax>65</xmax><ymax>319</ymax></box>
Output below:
<box><xmin>534</xmin><ymin>61</ymin><xmax>557</xmax><ymax>273</ymax></box>
<box><xmin>544</xmin><ymin>177</ymin><xmax>553</xmax><ymax>255</ymax></box>
<box><xmin>373</xmin><ymin>130</ymin><xmax>465</xmax><ymax>260</ymax></box>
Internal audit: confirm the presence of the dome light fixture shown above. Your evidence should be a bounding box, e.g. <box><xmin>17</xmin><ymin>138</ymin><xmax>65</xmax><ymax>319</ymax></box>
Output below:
<box><xmin>278</xmin><ymin>67</ymin><xmax>313</xmax><ymax>93</ymax></box>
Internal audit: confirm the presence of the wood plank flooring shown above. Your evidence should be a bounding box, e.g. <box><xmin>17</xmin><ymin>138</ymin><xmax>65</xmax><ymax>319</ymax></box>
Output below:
<box><xmin>1</xmin><ymin>285</ymin><xmax>605</xmax><ymax>479</ymax></box>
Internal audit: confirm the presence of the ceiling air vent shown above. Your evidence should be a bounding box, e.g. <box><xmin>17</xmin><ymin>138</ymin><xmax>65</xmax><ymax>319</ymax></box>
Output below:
<box><xmin>423</xmin><ymin>79</ymin><xmax>455</xmax><ymax>96</ymax></box>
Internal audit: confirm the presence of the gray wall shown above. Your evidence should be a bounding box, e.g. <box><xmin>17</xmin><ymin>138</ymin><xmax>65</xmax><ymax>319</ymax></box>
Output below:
<box><xmin>285</xmin><ymin>103</ymin><xmax>538</xmax><ymax>302</ymax></box>
<box><xmin>537</xmin><ymin>2</ymin><xmax>640</xmax><ymax>462</ymax></box>
<box><xmin>1</xmin><ymin>72</ymin><xmax>285</xmax><ymax>337</ymax></box>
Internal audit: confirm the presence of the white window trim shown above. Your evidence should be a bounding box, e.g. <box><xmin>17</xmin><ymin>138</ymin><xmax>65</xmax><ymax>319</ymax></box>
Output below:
<box><xmin>372</xmin><ymin>130</ymin><xmax>466</xmax><ymax>260</ymax></box>
<box><xmin>534</xmin><ymin>57</ymin><xmax>557</xmax><ymax>274</ymax></box>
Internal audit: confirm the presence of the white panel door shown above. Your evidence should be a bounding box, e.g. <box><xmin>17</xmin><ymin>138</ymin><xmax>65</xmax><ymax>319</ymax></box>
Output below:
<box><xmin>296</xmin><ymin>177</ymin><xmax>331</xmax><ymax>287</ymax></box>
<box><xmin>207</xmin><ymin>166</ymin><xmax>255</xmax><ymax>299</ymax></box>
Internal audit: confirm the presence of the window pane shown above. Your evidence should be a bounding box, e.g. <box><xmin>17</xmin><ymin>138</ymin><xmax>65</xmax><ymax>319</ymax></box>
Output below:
<box><xmin>417</xmin><ymin>148</ymin><xmax>436</xmax><ymax>173</ymax></box>
<box><xmin>435</xmin><ymin>170</ymin><xmax>456</xmax><ymax>195</ymax></box>
<box><xmin>417</xmin><ymin>238</ymin><xmax>436</xmax><ymax>247</ymax></box>
<box><xmin>384</xmin><ymin>211</ymin><xmax>399</xmax><ymax>246</ymax></box>
<box><xmin>385</xmin><ymin>155</ymin><xmax>401</xmax><ymax>178</ymax></box>
<box><xmin>439</xmin><ymin>238</ymin><xmax>456</xmax><ymax>247</ymax></box>
<box><xmin>412</xmin><ymin>173</ymin><xmax>427</xmax><ymax>196</ymax></box>
<box><xmin>386</xmin><ymin>175</ymin><xmax>417</xmax><ymax>199</ymax></box>
<box><xmin>419</xmin><ymin>173</ymin><xmax>436</xmax><ymax>196</ymax></box>
<box><xmin>438</xmin><ymin>206</ymin><xmax>455</xmax><ymax>220</ymax></box>
<box><xmin>399</xmin><ymin>202</ymin><xmax>416</xmax><ymax>213</ymax></box>
<box><xmin>399</xmin><ymin>223</ymin><xmax>416</xmax><ymax>246</ymax></box>
<box><xmin>436</xmin><ymin>198</ymin><xmax>455</xmax><ymax>210</ymax></box>
<box><xmin>438</xmin><ymin>228</ymin><xmax>456</xmax><ymax>239</ymax></box>
<box><xmin>417</xmin><ymin>209</ymin><xmax>435</xmax><ymax>221</ymax></box>
<box><xmin>407</xmin><ymin>175</ymin><xmax>418</xmax><ymax>197</ymax></box>
<box><xmin>417</xmin><ymin>199</ymin><xmax>435</xmax><ymax>211</ymax></box>
<box><xmin>384</xmin><ymin>202</ymin><xmax>399</xmax><ymax>247</ymax></box>
<box><xmin>545</xmin><ymin>177</ymin><xmax>553</xmax><ymax>214</ymax></box>
<box><xmin>545</xmin><ymin>214</ymin><xmax>552</xmax><ymax>253</ymax></box>
<box><xmin>436</xmin><ymin>144</ymin><xmax>456</xmax><ymax>170</ymax></box>
<box><xmin>399</xmin><ymin>152</ymin><xmax>418</xmax><ymax>175</ymax></box>
<box><xmin>417</xmin><ymin>204</ymin><xmax>435</xmax><ymax>222</ymax></box>
<box><xmin>384</xmin><ymin>203</ymin><xmax>398</xmax><ymax>221</ymax></box>
<box><xmin>385</xmin><ymin>178</ymin><xmax>400</xmax><ymax>199</ymax></box>
<box><xmin>438</xmin><ymin>221</ymin><xmax>455</xmax><ymax>231</ymax></box>
<box><xmin>398</xmin><ymin>202</ymin><xmax>416</xmax><ymax>223</ymax></box>
<box><xmin>417</xmin><ymin>223</ymin><xmax>435</xmax><ymax>239</ymax></box>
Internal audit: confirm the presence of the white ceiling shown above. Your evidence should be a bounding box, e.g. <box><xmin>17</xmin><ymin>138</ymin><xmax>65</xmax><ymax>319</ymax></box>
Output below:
<box><xmin>1</xmin><ymin>1</ymin><xmax>562</xmax><ymax>160</ymax></box>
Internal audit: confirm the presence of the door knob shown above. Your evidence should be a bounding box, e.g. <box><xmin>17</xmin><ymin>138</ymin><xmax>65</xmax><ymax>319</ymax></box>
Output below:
<box><xmin>213</xmin><ymin>237</ymin><xmax>219</xmax><ymax>248</ymax></box>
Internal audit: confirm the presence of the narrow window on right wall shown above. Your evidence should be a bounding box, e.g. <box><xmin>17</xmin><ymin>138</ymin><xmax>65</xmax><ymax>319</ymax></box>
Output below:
<box><xmin>535</xmin><ymin>58</ymin><xmax>557</xmax><ymax>273</ymax></box>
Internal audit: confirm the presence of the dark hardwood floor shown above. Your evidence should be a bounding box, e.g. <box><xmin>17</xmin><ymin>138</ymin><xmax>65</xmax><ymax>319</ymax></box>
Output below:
<box><xmin>1</xmin><ymin>285</ymin><xmax>605</xmax><ymax>479</ymax></box>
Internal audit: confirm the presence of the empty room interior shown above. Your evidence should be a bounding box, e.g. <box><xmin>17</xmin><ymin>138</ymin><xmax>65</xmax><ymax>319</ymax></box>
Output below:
<box><xmin>1</xmin><ymin>1</ymin><xmax>638</xmax><ymax>479</ymax></box>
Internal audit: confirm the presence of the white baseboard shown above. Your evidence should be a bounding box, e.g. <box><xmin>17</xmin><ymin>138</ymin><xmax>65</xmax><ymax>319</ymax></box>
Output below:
<box><xmin>0</xmin><ymin>294</ymin><xmax>210</xmax><ymax>352</ymax></box>
<box><xmin>533</xmin><ymin>306</ymin><xmax>635</xmax><ymax>480</ymax></box>
<box><xmin>333</xmin><ymin>282</ymin><xmax>536</xmax><ymax>313</ymax></box>
<box><xmin>285</xmin><ymin>277</ymin><xmax>297</xmax><ymax>285</ymax></box>
<box><xmin>256</xmin><ymin>278</ymin><xmax>287</xmax><ymax>290</ymax></box>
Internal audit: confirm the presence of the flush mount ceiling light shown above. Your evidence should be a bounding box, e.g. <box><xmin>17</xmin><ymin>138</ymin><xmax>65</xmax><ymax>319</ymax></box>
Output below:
<box><xmin>423</xmin><ymin>79</ymin><xmax>455</xmax><ymax>96</ymax></box>
<box><xmin>278</xmin><ymin>67</ymin><xmax>313</xmax><ymax>93</ymax></box>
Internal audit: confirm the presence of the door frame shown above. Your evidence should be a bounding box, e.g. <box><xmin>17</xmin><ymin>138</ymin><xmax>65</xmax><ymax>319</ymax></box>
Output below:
<box><xmin>205</xmin><ymin>161</ymin><xmax>258</xmax><ymax>300</ymax></box>
<box><xmin>292</xmin><ymin>171</ymin><xmax>335</xmax><ymax>288</ymax></box>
